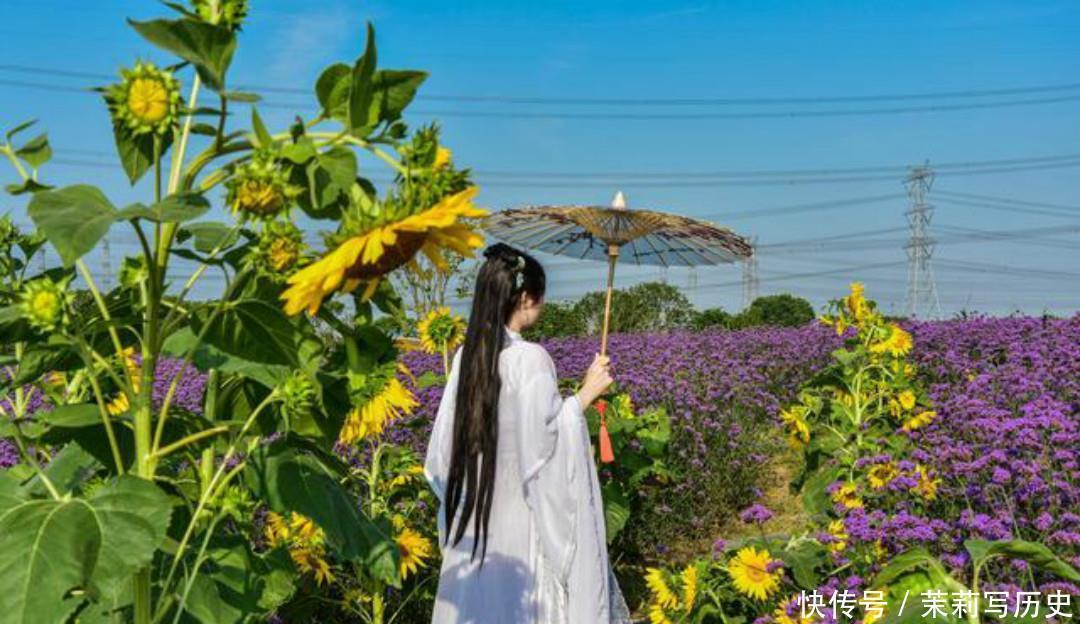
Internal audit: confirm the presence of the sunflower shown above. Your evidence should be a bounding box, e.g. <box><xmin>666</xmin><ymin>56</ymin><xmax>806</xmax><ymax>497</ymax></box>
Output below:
<box><xmin>870</xmin><ymin>323</ymin><xmax>913</xmax><ymax>357</ymax></box>
<box><xmin>868</xmin><ymin>462</ymin><xmax>899</xmax><ymax>489</ymax></box>
<box><xmin>291</xmin><ymin>546</ymin><xmax>335</xmax><ymax>585</ymax></box>
<box><xmin>106</xmin><ymin>392</ymin><xmax>130</xmax><ymax>416</ymax></box>
<box><xmin>417</xmin><ymin>307</ymin><xmax>466</xmax><ymax>354</ymax></box>
<box><xmin>844</xmin><ymin>282</ymin><xmax>870</xmax><ymax>321</ymax></box>
<box><xmin>826</xmin><ymin>519</ymin><xmax>848</xmax><ymax>553</ymax></box>
<box><xmin>289</xmin><ymin>513</ymin><xmax>323</xmax><ymax>543</ymax></box>
<box><xmin>647</xmin><ymin>604</ymin><xmax>675</xmax><ymax>624</ymax></box>
<box><xmin>120</xmin><ymin>346</ymin><xmax>143</xmax><ymax>387</ymax></box>
<box><xmin>340</xmin><ymin>376</ymin><xmax>418</xmax><ymax>445</ymax></box>
<box><xmin>264</xmin><ymin>511</ymin><xmax>291</xmax><ymax>546</ymax></box>
<box><xmin>281</xmin><ymin>187</ymin><xmax>486</xmax><ymax>316</ymax></box>
<box><xmin>913</xmin><ymin>465</ymin><xmax>940</xmax><ymax>501</ymax></box>
<box><xmin>19</xmin><ymin>277</ymin><xmax>72</xmax><ymax>332</ymax></box>
<box><xmin>395</xmin><ymin>526</ymin><xmax>432</xmax><ymax>580</ymax></box>
<box><xmin>902</xmin><ymin>410</ymin><xmax>936</xmax><ymax>432</ymax></box>
<box><xmin>253</xmin><ymin>220</ymin><xmax>306</xmax><ymax>276</ymax></box>
<box><xmin>279</xmin><ymin>370</ymin><xmax>317</xmax><ymax>422</ymax></box>
<box><xmin>226</xmin><ymin>157</ymin><xmax>300</xmax><ymax>220</ymax></box>
<box><xmin>780</xmin><ymin>406</ymin><xmax>811</xmax><ymax>449</ymax></box>
<box><xmin>265</xmin><ymin>511</ymin><xmax>335</xmax><ymax>585</ymax></box>
<box><xmin>831</xmin><ymin>482</ymin><xmax>864</xmax><ymax>510</ymax></box>
<box><xmin>896</xmin><ymin>390</ymin><xmax>916</xmax><ymax>411</ymax></box>
<box><xmin>681</xmin><ymin>564</ymin><xmax>699</xmax><ymax>612</ymax></box>
<box><xmin>104</xmin><ymin>61</ymin><xmax>181</xmax><ymax>136</ymax></box>
<box><xmin>644</xmin><ymin>568</ymin><xmax>679</xmax><ymax>609</ymax></box>
<box><xmin>727</xmin><ymin>547</ymin><xmax>782</xmax><ymax>601</ymax></box>
<box><xmin>192</xmin><ymin>0</ymin><xmax>248</xmax><ymax>30</ymax></box>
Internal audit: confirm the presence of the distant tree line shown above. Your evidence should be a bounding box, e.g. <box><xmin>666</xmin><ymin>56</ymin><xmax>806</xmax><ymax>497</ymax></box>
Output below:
<box><xmin>523</xmin><ymin>281</ymin><xmax>817</xmax><ymax>340</ymax></box>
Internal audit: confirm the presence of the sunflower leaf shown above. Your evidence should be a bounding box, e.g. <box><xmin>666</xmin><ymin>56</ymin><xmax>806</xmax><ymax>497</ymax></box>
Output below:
<box><xmin>117</xmin><ymin>192</ymin><xmax>210</xmax><ymax>223</ymax></box>
<box><xmin>370</xmin><ymin>70</ymin><xmax>427</xmax><ymax>122</ymax></box>
<box><xmin>191</xmin><ymin>299</ymin><xmax>320</xmax><ymax>368</ymax></box>
<box><xmin>128</xmin><ymin>18</ymin><xmax>237</xmax><ymax>91</ymax></box>
<box><xmin>315</xmin><ymin>63</ymin><xmax>351</xmax><ymax>122</ymax></box>
<box><xmin>28</xmin><ymin>185</ymin><xmax>117</xmax><ymax>266</ymax></box>
<box><xmin>14</xmin><ymin>133</ymin><xmax>52</xmax><ymax>169</ymax></box>
<box><xmin>250</xmin><ymin>107</ymin><xmax>273</xmax><ymax>149</ymax></box>
<box><xmin>347</xmin><ymin>23</ymin><xmax>379</xmax><ymax>135</ymax></box>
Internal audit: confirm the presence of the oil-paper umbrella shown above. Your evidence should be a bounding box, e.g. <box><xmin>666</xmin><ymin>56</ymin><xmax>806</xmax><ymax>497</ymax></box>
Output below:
<box><xmin>484</xmin><ymin>191</ymin><xmax>753</xmax><ymax>462</ymax></box>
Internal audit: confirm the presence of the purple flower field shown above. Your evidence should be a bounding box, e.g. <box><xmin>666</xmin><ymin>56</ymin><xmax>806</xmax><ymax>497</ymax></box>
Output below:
<box><xmin>3</xmin><ymin>316</ymin><xmax>1076</xmax><ymax>589</ymax></box>
<box><xmin>398</xmin><ymin>315</ymin><xmax>1080</xmax><ymax>582</ymax></box>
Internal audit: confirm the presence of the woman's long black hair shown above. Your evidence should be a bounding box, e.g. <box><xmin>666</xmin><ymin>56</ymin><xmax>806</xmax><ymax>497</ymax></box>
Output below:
<box><xmin>443</xmin><ymin>243</ymin><xmax>546</xmax><ymax>562</ymax></box>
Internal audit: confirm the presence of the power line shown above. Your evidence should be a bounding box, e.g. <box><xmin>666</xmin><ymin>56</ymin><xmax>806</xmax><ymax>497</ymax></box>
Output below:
<box><xmin>759</xmin><ymin>226</ymin><xmax>909</xmax><ymax>250</ymax></box>
<box><xmin>265</xmin><ymin>95</ymin><xmax>1080</xmax><ymax>120</ymax></box>
<box><xmin>43</xmin><ymin>155</ymin><xmax>1080</xmax><ymax>188</ymax></box>
<box><xmin>48</xmin><ymin>148</ymin><xmax>1080</xmax><ymax>182</ymax></box>
<box><xmin>933</xmin><ymin>197</ymin><xmax>1080</xmax><ymax>220</ymax></box>
<box><xmin>934</xmin><ymin>190</ymin><xmax>1080</xmax><ymax>212</ymax></box>
<box><xmin>5</xmin><ymin>63</ymin><xmax>1080</xmax><ymax>106</ymax></box>
<box><xmin>7</xmin><ymin>74</ymin><xmax>1080</xmax><ymax>121</ymax></box>
<box><xmin>934</xmin><ymin>258</ymin><xmax>1080</xmax><ymax>281</ymax></box>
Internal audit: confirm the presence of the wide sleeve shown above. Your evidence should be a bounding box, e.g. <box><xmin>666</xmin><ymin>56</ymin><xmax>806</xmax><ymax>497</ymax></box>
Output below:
<box><xmin>424</xmin><ymin>348</ymin><xmax>462</xmax><ymax>503</ymax></box>
<box><xmin>510</xmin><ymin>346</ymin><xmax>591</xmax><ymax>584</ymax></box>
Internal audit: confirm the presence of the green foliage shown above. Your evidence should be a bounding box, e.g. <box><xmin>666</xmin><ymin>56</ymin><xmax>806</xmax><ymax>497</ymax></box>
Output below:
<box><xmin>0</xmin><ymin>475</ymin><xmax>172</xmax><ymax>623</ymax></box>
<box><xmin>584</xmin><ymin>394</ymin><xmax>674</xmax><ymax>546</ymax></box>
<box><xmin>27</xmin><ymin>185</ymin><xmax>117</xmax><ymax>266</ymax></box>
<box><xmin>578</xmin><ymin>281</ymin><xmax>695</xmax><ymax>334</ymax></box>
<box><xmin>0</xmin><ymin>3</ymin><xmax>457</xmax><ymax>623</ymax></box>
<box><xmin>244</xmin><ymin>444</ymin><xmax>398</xmax><ymax>584</ymax></box>
<box><xmin>128</xmin><ymin>18</ymin><xmax>237</xmax><ymax>91</ymax></box>
<box><xmin>731</xmin><ymin>293</ymin><xmax>816</xmax><ymax>328</ymax></box>
<box><xmin>692</xmin><ymin>306</ymin><xmax>732</xmax><ymax>330</ymax></box>
<box><xmin>523</xmin><ymin>299</ymin><xmax>585</xmax><ymax>340</ymax></box>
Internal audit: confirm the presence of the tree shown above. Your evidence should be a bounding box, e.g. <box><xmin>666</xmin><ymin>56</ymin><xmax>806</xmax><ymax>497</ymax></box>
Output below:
<box><xmin>524</xmin><ymin>300</ymin><xmax>585</xmax><ymax>340</ymax></box>
<box><xmin>732</xmin><ymin>294</ymin><xmax>816</xmax><ymax>328</ymax></box>
<box><xmin>692</xmin><ymin>307</ymin><xmax>732</xmax><ymax>330</ymax></box>
<box><xmin>574</xmin><ymin>281</ymin><xmax>694</xmax><ymax>335</ymax></box>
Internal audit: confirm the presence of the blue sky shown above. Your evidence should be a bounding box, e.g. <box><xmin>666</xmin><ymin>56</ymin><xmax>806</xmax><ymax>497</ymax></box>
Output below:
<box><xmin>2</xmin><ymin>0</ymin><xmax>1079</xmax><ymax>316</ymax></box>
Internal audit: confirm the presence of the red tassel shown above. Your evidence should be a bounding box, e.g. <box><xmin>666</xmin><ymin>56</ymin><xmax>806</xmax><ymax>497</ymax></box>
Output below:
<box><xmin>597</xmin><ymin>400</ymin><xmax>615</xmax><ymax>463</ymax></box>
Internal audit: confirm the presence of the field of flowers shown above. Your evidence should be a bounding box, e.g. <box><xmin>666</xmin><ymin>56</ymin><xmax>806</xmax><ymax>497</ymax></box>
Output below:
<box><xmin>389</xmin><ymin>302</ymin><xmax>1080</xmax><ymax>620</ymax></box>
<box><xmin>2</xmin><ymin>294</ymin><xmax>1078</xmax><ymax>621</ymax></box>
<box><xmin>3</xmin><ymin>1</ymin><xmax>1075</xmax><ymax>622</ymax></box>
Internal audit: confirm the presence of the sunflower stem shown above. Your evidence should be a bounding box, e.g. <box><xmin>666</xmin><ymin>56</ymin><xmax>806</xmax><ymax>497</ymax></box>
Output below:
<box><xmin>156</xmin><ymin>392</ymin><xmax>277</xmax><ymax>621</ymax></box>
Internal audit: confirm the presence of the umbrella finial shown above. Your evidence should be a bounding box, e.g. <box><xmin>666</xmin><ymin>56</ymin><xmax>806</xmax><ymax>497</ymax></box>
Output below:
<box><xmin>612</xmin><ymin>190</ymin><xmax>627</xmax><ymax>209</ymax></box>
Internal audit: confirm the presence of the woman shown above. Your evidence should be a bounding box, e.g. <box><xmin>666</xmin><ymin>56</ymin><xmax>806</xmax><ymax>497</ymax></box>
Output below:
<box><xmin>424</xmin><ymin>243</ymin><xmax>626</xmax><ymax>623</ymax></box>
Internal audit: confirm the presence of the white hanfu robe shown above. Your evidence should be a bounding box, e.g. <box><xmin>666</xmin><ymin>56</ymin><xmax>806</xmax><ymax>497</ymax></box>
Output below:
<box><xmin>424</xmin><ymin>329</ymin><xmax>612</xmax><ymax>623</ymax></box>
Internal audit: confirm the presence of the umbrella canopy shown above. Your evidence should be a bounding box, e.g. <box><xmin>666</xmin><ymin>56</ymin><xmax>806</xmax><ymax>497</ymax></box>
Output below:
<box><xmin>484</xmin><ymin>191</ymin><xmax>754</xmax><ymax>358</ymax></box>
<box><xmin>484</xmin><ymin>191</ymin><xmax>753</xmax><ymax>267</ymax></box>
<box><xmin>484</xmin><ymin>191</ymin><xmax>753</xmax><ymax>465</ymax></box>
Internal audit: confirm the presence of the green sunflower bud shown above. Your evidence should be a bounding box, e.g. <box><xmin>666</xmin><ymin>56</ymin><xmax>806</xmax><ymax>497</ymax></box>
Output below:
<box><xmin>104</xmin><ymin>62</ymin><xmax>182</xmax><ymax>136</ymax></box>
<box><xmin>252</xmin><ymin>220</ymin><xmax>305</xmax><ymax>277</ymax></box>
<box><xmin>0</xmin><ymin>216</ymin><xmax>20</xmax><ymax>253</ymax></box>
<box><xmin>192</xmin><ymin>0</ymin><xmax>248</xmax><ymax>30</ymax></box>
<box><xmin>280</xmin><ymin>370</ymin><xmax>317</xmax><ymax>421</ymax></box>
<box><xmin>226</xmin><ymin>157</ymin><xmax>299</xmax><ymax>220</ymax></box>
<box><xmin>216</xmin><ymin>485</ymin><xmax>254</xmax><ymax>523</ymax></box>
<box><xmin>19</xmin><ymin>277</ymin><xmax>73</xmax><ymax>332</ymax></box>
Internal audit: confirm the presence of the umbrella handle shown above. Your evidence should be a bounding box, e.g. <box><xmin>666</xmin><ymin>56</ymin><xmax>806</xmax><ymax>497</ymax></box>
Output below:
<box><xmin>600</xmin><ymin>244</ymin><xmax>620</xmax><ymax>357</ymax></box>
